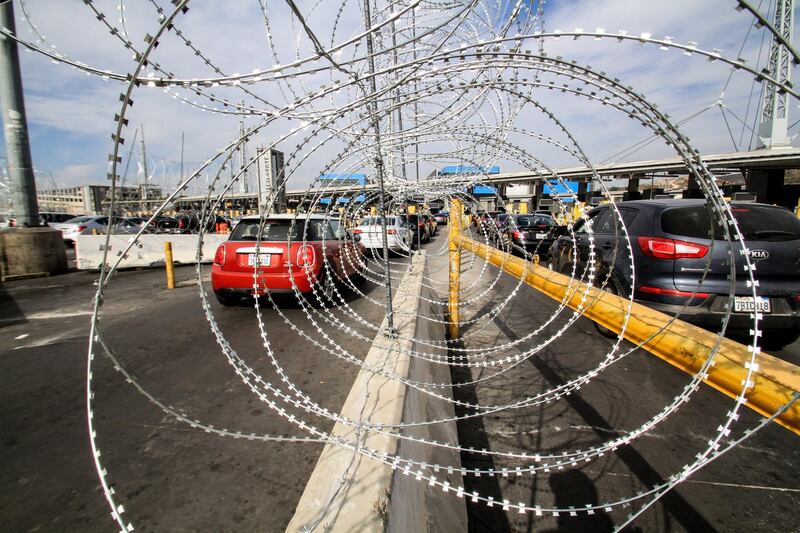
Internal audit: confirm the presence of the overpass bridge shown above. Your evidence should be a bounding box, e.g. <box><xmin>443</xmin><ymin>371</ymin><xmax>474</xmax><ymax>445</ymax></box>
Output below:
<box><xmin>162</xmin><ymin>147</ymin><xmax>800</xmax><ymax>215</ymax></box>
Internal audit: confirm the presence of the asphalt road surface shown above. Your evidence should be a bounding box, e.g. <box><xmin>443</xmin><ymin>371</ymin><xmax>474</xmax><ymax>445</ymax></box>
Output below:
<box><xmin>0</xmin><ymin>248</ymin><xmax>412</xmax><ymax>532</ymax></box>
<box><xmin>2</xmin><ymin>228</ymin><xmax>798</xmax><ymax>532</ymax></box>
<box><xmin>433</xmin><ymin>232</ymin><xmax>800</xmax><ymax>533</ymax></box>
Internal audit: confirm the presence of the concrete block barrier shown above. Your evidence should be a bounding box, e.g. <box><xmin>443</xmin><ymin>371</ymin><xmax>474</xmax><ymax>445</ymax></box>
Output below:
<box><xmin>286</xmin><ymin>251</ymin><xmax>466</xmax><ymax>532</ymax></box>
<box><xmin>75</xmin><ymin>234</ymin><xmax>227</xmax><ymax>270</ymax></box>
<box><xmin>0</xmin><ymin>227</ymin><xmax>68</xmax><ymax>281</ymax></box>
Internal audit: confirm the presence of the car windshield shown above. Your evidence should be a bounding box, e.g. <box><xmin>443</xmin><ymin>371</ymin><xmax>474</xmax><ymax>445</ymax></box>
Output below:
<box><xmin>230</xmin><ymin>219</ymin><xmax>323</xmax><ymax>241</ymax></box>
<box><xmin>661</xmin><ymin>204</ymin><xmax>800</xmax><ymax>242</ymax></box>
<box><xmin>66</xmin><ymin>216</ymin><xmax>93</xmax><ymax>224</ymax></box>
<box><xmin>360</xmin><ymin>216</ymin><xmax>396</xmax><ymax>226</ymax></box>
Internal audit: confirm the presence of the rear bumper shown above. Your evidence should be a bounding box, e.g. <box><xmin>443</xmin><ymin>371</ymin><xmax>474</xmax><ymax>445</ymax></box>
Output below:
<box><xmin>512</xmin><ymin>238</ymin><xmax>555</xmax><ymax>258</ymax></box>
<box><xmin>636</xmin><ymin>295</ymin><xmax>800</xmax><ymax>332</ymax></box>
<box><xmin>211</xmin><ymin>264</ymin><xmax>319</xmax><ymax>294</ymax></box>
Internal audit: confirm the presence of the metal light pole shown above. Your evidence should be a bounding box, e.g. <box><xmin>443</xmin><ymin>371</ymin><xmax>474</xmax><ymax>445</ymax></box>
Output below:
<box><xmin>363</xmin><ymin>0</ymin><xmax>396</xmax><ymax>334</ymax></box>
<box><xmin>0</xmin><ymin>0</ymin><xmax>38</xmax><ymax>226</ymax></box>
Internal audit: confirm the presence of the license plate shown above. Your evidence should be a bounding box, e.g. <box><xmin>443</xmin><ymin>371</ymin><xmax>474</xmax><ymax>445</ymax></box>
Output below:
<box><xmin>535</xmin><ymin>233</ymin><xmax>548</xmax><ymax>239</ymax></box>
<box><xmin>733</xmin><ymin>296</ymin><xmax>770</xmax><ymax>313</ymax></box>
<box><xmin>247</xmin><ymin>253</ymin><xmax>271</xmax><ymax>266</ymax></box>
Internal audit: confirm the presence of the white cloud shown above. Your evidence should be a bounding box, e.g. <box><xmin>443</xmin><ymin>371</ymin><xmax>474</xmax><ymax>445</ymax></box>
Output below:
<box><xmin>1</xmin><ymin>0</ymin><xmax>797</xmax><ymax>197</ymax></box>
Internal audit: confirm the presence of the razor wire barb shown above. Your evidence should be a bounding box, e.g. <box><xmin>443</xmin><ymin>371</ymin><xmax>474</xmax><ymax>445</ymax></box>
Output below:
<box><xmin>11</xmin><ymin>0</ymin><xmax>800</xmax><ymax>530</ymax></box>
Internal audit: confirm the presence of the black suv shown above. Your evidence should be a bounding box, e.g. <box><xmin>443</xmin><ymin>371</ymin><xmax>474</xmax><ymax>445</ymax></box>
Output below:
<box><xmin>548</xmin><ymin>200</ymin><xmax>800</xmax><ymax>349</ymax></box>
<box><xmin>496</xmin><ymin>213</ymin><xmax>557</xmax><ymax>259</ymax></box>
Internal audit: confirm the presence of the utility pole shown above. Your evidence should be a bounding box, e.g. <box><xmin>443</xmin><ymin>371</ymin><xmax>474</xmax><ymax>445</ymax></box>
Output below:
<box><xmin>756</xmin><ymin>0</ymin><xmax>794</xmax><ymax>149</ymax></box>
<box><xmin>0</xmin><ymin>0</ymin><xmax>38</xmax><ymax>226</ymax></box>
<box><xmin>362</xmin><ymin>0</ymin><xmax>396</xmax><ymax>334</ymax></box>
<box><xmin>140</xmin><ymin>125</ymin><xmax>148</xmax><ymax>205</ymax></box>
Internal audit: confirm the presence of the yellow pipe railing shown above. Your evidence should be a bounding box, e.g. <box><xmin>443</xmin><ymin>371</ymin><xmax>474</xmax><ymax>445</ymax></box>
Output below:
<box><xmin>447</xmin><ymin>213</ymin><xmax>800</xmax><ymax>435</ymax></box>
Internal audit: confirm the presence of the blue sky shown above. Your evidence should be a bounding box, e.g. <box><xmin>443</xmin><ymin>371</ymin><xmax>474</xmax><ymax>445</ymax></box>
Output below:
<box><xmin>0</xmin><ymin>0</ymin><xmax>798</xmax><ymax>199</ymax></box>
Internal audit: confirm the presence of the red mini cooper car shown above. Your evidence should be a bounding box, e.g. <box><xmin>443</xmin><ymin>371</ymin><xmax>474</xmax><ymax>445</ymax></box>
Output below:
<box><xmin>211</xmin><ymin>214</ymin><xmax>364</xmax><ymax>305</ymax></box>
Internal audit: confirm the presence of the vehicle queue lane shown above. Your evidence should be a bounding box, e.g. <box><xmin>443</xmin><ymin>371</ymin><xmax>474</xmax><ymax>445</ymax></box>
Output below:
<box><xmin>425</xmin><ymin>238</ymin><xmax>800</xmax><ymax>533</ymax></box>
<box><xmin>0</xmin><ymin>260</ymin><xmax>405</xmax><ymax>532</ymax></box>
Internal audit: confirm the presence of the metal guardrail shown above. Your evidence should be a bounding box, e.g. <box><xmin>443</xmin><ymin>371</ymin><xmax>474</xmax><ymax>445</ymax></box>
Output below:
<box><xmin>447</xmin><ymin>201</ymin><xmax>800</xmax><ymax>435</ymax></box>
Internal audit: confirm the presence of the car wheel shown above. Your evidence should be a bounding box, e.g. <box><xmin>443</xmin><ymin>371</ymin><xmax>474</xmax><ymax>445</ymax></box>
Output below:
<box><xmin>760</xmin><ymin>331</ymin><xmax>800</xmax><ymax>351</ymax></box>
<box><xmin>315</xmin><ymin>270</ymin><xmax>337</xmax><ymax>307</ymax></box>
<box><xmin>594</xmin><ymin>277</ymin><xmax>623</xmax><ymax>339</ymax></box>
<box><xmin>214</xmin><ymin>290</ymin><xmax>240</xmax><ymax>306</ymax></box>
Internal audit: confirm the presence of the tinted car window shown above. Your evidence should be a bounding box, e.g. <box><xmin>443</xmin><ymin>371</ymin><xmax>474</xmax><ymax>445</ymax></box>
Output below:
<box><xmin>329</xmin><ymin>220</ymin><xmax>347</xmax><ymax>239</ymax></box>
<box><xmin>593</xmin><ymin>208</ymin><xmax>636</xmax><ymax>234</ymax></box>
<box><xmin>591</xmin><ymin>209</ymin><xmax>616</xmax><ymax>234</ymax></box>
<box><xmin>662</xmin><ymin>204</ymin><xmax>800</xmax><ymax>241</ymax></box>
<box><xmin>230</xmin><ymin>219</ymin><xmax>321</xmax><ymax>241</ymax></box>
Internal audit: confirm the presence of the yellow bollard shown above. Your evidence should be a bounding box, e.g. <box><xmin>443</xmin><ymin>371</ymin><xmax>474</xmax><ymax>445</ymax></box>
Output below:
<box><xmin>447</xmin><ymin>199</ymin><xmax>463</xmax><ymax>339</ymax></box>
<box><xmin>164</xmin><ymin>241</ymin><xmax>175</xmax><ymax>289</ymax></box>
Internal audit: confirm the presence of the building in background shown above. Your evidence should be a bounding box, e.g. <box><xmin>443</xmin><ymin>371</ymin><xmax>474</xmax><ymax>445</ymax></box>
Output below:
<box><xmin>37</xmin><ymin>184</ymin><xmax>163</xmax><ymax>215</ymax></box>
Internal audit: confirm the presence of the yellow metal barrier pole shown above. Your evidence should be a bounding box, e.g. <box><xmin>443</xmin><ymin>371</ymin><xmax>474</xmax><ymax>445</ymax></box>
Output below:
<box><xmin>455</xmin><ymin>234</ymin><xmax>800</xmax><ymax>435</ymax></box>
<box><xmin>448</xmin><ymin>200</ymin><xmax>463</xmax><ymax>339</ymax></box>
<box><xmin>164</xmin><ymin>241</ymin><xmax>175</xmax><ymax>289</ymax></box>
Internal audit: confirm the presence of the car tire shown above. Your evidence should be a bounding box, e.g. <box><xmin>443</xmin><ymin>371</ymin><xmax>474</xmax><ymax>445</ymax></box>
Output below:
<box><xmin>594</xmin><ymin>276</ymin><xmax>624</xmax><ymax>339</ymax></box>
<box><xmin>314</xmin><ymin>270</ymin><xmax>338</xmax><ymax>308</ymax></box>
<box><xmin>214</xmin><ymin>290</ymin><xmax>240</xmax><ymax>306</ymax></box>
<box><xmin>760</xmin><ymin>331</ymin><xmax>800</xmax><ymax>351</ymax></box>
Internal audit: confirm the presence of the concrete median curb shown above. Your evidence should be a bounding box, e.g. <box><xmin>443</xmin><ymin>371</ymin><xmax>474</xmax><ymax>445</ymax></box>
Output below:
<box><xmin>286</xmin><ymin>251</ymin><xmax>466</xmax><ymax>532</ymax></box>
<box><xmin>454</xmin><ymin>234</ymin><xmax>800</xmax><ymax>436</ymax></box>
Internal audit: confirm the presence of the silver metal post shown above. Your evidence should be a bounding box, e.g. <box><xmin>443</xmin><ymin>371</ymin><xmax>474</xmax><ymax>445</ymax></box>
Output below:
<box><xmin>363</xmin><ymin>0</ymin><xmax>395</xmax><ymax>333</ymax></box>
<box><xmin>0</xmin><ymin>0</ymin><xmax>38</xmax><ymax>226</ymax></box>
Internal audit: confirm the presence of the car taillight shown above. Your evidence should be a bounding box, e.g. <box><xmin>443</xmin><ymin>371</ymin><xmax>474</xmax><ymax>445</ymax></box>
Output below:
<box><xmin>639</xmin><ymin>285</ymin><xmax>710</xmax><ymax>299</ymax></box>
<box><xmin>387</xmin><ymin>229</ymin><xmax>396</xmax><ymax>234</ymax></box>
<box><xmin>213</xmin><ymin>244</ymin><xmax>226</xmax><ymax>266</ymax></box>
<box><xmin>296</xmin><ymin>244</ymin><xmax>316</xmax><ymax>267</ymax></box>
<box><xmin>353</xmin><ymin>229</ymin><xmax>363</xmax><ymax>234</ymax></box>
<box><xmin>638</xmin><ymin>236</ymin><xmax>709</xmax><ymax>259</ymax></box>
<box><xmin>76</xmin><ymin>225</ymin><xmax>87</xmax><ymax>233</ymax></box>
<box><xmin>513</xmin><ymin>230</ymin><xmax>522</xmax><ymax>240</ymax></box>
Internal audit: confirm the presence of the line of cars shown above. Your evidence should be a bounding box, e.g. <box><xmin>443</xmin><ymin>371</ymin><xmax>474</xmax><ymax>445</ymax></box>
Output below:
<box><xmin>484</xmin><ymin>200</ymin><xmax>800</xmax><ymax>350</ymax></box>
<box><xmin>42</xmin><ymin>213</ymin><xmax>234</xmax><ymax>246</ymax></box>
<box><xmin>210</xmin><ymin>211</ymin><xmax>444</xmax><ymax>306</ymax></box>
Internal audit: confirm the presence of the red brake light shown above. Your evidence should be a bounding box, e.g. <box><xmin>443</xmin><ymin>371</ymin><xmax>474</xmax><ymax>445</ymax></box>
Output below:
<box><xmin>512</xmin><ymin>230</ymin><xmax>522</xmax><ymax>239</ymax></box>
<box><xmin>638</xmin><ymin>236</ymin><xmax>708</xmax><ymax>259</ymax></box>
<box><xmin>296</xmin><ymin>244</ymin><xmax>316</xmax><ymax>267</ymax></box>
<box><xmin>77</xmin><ymin>225</ymin><xmax>87</xmax><ymax>233</ymax></box>
<box><xmin>639</xmin><ymin>285</ymin><xmax>710</xmax><ymax>299</ymax></box>
<box><xmin>352</xmin><ymin>229</ymin><xmax>363</xmax><ymax>234</ymax></box>
<box><xmin>213</xmin><ymin>244</ymin><xmax>226</xmax><ymax>266</ymax></box>
<box><xmin>387</xmin><ymin>229</ymin><xmax>396</xmax><ymax>235</ymax></box>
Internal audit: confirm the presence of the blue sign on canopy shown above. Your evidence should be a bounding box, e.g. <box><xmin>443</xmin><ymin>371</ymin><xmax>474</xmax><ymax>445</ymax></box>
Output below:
<box><xmin>472</xmin><ymin>185</ymin><xmax>497</xmax><ymax>195</ymax></box>
<box><xmin>440</xmin><ymin>165</ymin><xmax>500</xmax><ymax>175</ymax></box>
<box><xmin>543</xmin><ymin>181</ymin><xmax>590</xmax><ymax>196</ymax></box>
<box><xmin>319</xmin><ymin>173</ymin><xmax>367</xmax><ymax>185</ymax></box>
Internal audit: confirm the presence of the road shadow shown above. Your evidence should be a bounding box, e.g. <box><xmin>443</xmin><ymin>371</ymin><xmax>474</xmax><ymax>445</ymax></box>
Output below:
<box><xmin>449</xmin><ymin>339</ymin><xmax>512</xmax><ymax>533</ymax></box>
<box><xmin>0</xmin><ymin>283</ymin><xmax>27</xmax><ymax>328</ymax></box>
<box><xmin>540</xmin><ymin>470</ymin><xmax>616</xmax><ymax>533</ymax></box>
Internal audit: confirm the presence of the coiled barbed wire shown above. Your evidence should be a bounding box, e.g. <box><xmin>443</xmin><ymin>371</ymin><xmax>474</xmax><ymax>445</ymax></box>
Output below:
<box><xmin>12</xmin><ymin>1</ymin><xmax>799</xmax><ymax>530</ymax></box>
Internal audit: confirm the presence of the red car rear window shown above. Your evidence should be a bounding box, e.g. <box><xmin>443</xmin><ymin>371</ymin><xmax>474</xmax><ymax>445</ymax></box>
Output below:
<box><xmin>230</xmin><ymin>219</ymin><xmax>325</xmax><ymax>241</ymax></box>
